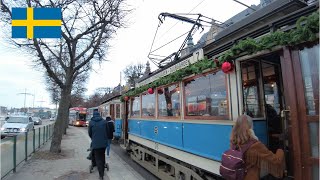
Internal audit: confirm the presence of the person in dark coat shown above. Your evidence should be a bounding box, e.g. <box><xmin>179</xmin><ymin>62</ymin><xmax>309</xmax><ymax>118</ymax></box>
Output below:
<box><xmin>88</xmin><ymin>111</ymin><xmax>109</xmax><ymax>180</ymax></box>
<box><xmin>105</xmin><ymin>116</ymin><xmax>115</xmax><ymax>159</ymax></box>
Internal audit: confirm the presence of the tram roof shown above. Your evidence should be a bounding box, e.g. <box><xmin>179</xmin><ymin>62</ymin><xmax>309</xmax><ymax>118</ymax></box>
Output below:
<box><xmin>204</xmin><ymin>0</ymin><xmax>316</xmax><ymax>58</ymax></box>
<box><xmin>69</xmin><ymin>107</ymin><xmax>87</xmax><ymax>111</ymax></box>
<box><xmin>136</xmin><ymin>0</ymin><xmax>310</xmax><ymax>85</ymax></box>
<box><xmin>100</xmin><ymin>94</ymin><xmax>121</xmax><ymax>105</ymax></box>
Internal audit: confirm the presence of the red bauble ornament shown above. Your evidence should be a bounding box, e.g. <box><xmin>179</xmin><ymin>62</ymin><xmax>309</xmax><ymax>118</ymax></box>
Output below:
<box><xmin>157</xmin><ymin>88</ymin><xmax>163</xmax><ymax>94</ymax></box>
<box><xmin>124</xmin><ymin>96</ymin><xmax>129</xmax><ymax>101</ymax></box>
<box><xmin>221</xmin><ymin>61</ymin><xmax>234</xmax><ymax>73</ymax></box>
<box><xmin>148</xmin><ymin>88</ymin><xmax>154</xmax><ymax>94</ymax></box>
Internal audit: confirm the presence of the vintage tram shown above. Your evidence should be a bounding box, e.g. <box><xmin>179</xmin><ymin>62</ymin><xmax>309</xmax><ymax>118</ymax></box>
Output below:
<box><xmin>97</xmin><ymin>1</ymin><xmax>319</xmax><ymax>179</ymax></box>
<box><xmin>69</xmin><ymin>107</ymin><xmax>88</xmax><ymax>127</ymax></box>
<box><xmin>99</xmin><ymin>95</ymin><xmax>124</xmax><ymax>139</ymax></box>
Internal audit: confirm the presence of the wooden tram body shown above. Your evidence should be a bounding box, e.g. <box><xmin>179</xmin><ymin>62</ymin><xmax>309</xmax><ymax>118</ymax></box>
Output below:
<box><xmin>98</xmin><ymin>1</ymin><xmax>319</xmax><ymax>179</ymax></box>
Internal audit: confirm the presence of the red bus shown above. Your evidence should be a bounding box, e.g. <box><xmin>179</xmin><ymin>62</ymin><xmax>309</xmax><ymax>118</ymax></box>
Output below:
<box><xmin>69</xmin><ymin>107</ymin><xmax>88</xmax><ymax>127</ymax></box>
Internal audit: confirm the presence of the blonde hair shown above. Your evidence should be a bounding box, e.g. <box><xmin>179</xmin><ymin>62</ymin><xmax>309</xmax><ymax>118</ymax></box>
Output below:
<box><xmin>230</xmin><ymin>115</ymin><xmax>255</xmax><ymax>146</ymax></box>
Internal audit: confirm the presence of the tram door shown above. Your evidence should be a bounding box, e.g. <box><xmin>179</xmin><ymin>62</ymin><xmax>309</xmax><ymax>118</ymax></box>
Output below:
<box><xmin>123</xmin><ymin>101</ymin><xmax>129</xmax><ymax>147</ymax></box>
<box><xmin>110</xmin><ymin>104</ymin><xmax>115</xmax><ymax>120</ymax></box>
<box><xmin>241</xmin><ymin>56</ymin><xmax>293</xmax><ymax>178</ymax></box>
<box><xmin>281</xmin><ymin>46</ymin><xmax>319</xmax><ymax>180</ymax></box>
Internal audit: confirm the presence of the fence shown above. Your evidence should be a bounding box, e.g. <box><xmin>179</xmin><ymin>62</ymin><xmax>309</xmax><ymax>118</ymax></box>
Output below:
<box><xmin>0</xmin><ymin>123</ymin><xmax>55</xmax><ymax>179</ymax></box>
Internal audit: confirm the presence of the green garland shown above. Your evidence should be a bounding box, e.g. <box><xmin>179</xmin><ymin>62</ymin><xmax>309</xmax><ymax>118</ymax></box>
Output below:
<box><xmin>218</xmin><ymin>11</ymin><xmax>319</xmax><ymax>62</ymax></box>
<box><xmin>121</xmin><ymin>11</ymin><xmax>319</xmax><ymax>101</ymax></box>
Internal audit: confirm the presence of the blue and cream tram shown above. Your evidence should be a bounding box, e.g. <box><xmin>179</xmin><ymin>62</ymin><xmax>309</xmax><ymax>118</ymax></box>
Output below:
<box><xmin>99</xmin><ymin>95</ymin><xmax>124</xmax><ymax>139</ymax></box>
<box><xmin>119</xmin><ymin>1</ymin><xmax>319</xmax><ymax>180</ymax></box>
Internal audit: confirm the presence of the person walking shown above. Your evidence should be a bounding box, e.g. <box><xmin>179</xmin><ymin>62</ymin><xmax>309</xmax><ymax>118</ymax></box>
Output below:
<box><xmin>88</xmin><ymin>111</ymin><xmax>109</xmax><ymax>180</ymax></box>
<box><xmin>229</xmin><ymin>114</ymin><xmax>285</xmax><ymax>180</ymax></box>
<box><xmin>105</xmin><ymin>116</ymin><xmax>115</xmax><ymax>159</ymax></box>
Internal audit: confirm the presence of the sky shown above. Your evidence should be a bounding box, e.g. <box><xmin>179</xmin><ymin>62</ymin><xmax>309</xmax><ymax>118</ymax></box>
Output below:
<box><xmin>0</xmin><ymin>0</ymin><xmax>260</xmax><ymax>109</ymax></box>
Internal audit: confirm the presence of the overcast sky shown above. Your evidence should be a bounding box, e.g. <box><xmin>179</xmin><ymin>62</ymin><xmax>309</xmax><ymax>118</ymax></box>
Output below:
<box><xmin>0</xmin><ymin>0</ymin><xmax>260</xmax><ymax>109</ymax></box>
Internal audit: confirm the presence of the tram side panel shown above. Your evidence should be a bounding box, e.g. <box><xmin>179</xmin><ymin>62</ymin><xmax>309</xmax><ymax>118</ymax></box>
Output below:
<box><xmin>128</xmin><ymin>118</ymin><xmax>232</xmax><ymax>175</ymax></box>
<box><xmin>114</xmin><ymin>118</ymin><xmax>122</xmax><ymax>139</ymax></box>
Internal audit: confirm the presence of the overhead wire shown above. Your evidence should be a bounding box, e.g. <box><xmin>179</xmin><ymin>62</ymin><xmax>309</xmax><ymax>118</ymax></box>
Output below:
<box><xmin>148</xmin><ymin>21</ymin><xmax>162</xmax><ymax>59</ymax></box>
<box><xmin>156</xmin><ymin>0</ymin><xmax>206</xmax><ymax>40</ymax></box>
<box><xmin>150</xmin><ymin>31</ymin><xmax>189</xmax><ymax>54</ymax></box>
<box><xmin>148</xmin><ymin>0</ymin><xmax>211</xmax><ymax>67</ymax></box>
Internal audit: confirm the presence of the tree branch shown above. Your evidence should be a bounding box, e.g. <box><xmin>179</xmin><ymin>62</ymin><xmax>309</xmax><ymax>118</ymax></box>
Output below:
<box><xmin>73</xmin><ymin>24</ymin><xmax>106</xmax><ymax>73</ymax></box>
<box><xmin>39</xmin><ymin>41</ymin><xmax>68</xmax><ymax>72</ymax></box>
<box><xmin>1</xmin><ymin>0</ymin><xmax>12</xmax><ymax>17</ymax></box>
<box><xmin>74</xmin><ymin>36</ymin><xmax>96</xmax><ymax>61</ymax></box>
<box><xmin>33</xmin><ymin>39</ymin><xmax>64</xmax><ymax>89</ymax></box>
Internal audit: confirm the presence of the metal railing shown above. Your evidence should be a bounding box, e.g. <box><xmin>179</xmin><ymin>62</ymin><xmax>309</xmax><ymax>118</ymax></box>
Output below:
<box><xmin>0</xmin><ymin>123</ymin><xmax>55</xmax><ymax>179</ymax></box>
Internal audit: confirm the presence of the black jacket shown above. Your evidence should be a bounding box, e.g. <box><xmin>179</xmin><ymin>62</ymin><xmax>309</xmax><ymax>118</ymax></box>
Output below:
<box><xmin>88</xmin><ymin>112</ymin><xmax>108</xmax><ymax>149</ymax></box>
<box><xmin>106</xmin><ymin>119</ymin><xmax>115</xmax><ymax>139</ymax></box>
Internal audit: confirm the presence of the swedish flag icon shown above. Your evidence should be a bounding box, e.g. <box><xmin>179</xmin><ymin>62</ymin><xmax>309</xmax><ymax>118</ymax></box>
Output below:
<box><xmin>12</xmin><ymin>7</ymin><xmax>61</xmax><ymax>38</ymax></box>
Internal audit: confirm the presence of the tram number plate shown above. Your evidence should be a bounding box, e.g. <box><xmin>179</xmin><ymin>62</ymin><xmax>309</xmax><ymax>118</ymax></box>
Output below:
<box><xmin>154</xmin><ymin>126</ymin><xmax>158</xmax><ymax>134</ymax></box>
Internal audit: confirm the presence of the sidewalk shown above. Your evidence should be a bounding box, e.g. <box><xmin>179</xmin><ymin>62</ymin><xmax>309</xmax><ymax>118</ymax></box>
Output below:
<box><xmin>4</xmin><ymin>126</ymin><xmax>144</xmax><ymax>180</ymax></box>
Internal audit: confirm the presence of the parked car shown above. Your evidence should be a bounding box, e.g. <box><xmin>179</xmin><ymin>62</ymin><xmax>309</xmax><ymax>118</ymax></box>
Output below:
<box><xmin>0</xmin><ymin>116</ymin><xmax>8</xmax><ymax>126</ymax></box>
<box><xmin>32</xmin><ymin>117</ymin><xmax>42</xmax><ymax>125</ymax></box>
<box><xmin>0</xmin><ymin>116</ymin><xmax>34</xmax><ymax>136</ymax></box>
<box><xmin>49</xmin><ymin>116</ymin><xmax>56</xmax><ymax>121</ymax></box>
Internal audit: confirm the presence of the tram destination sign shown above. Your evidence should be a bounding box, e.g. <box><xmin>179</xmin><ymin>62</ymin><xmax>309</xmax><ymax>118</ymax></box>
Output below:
<box><xmin>136</xmin><ymin>49</ymin><xmax>204</xmax><ymax>88</ymax></box>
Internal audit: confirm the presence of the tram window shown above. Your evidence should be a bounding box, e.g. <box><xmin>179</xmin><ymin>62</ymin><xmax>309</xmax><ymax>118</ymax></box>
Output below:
<box><xmin>104</xmin><ymin>105</ymin><xmax>109</xmax><ymax>118</ymax></box>
<box><xmin>241</xmin><ymin>61</ymin><xmax>264</xmax><ymax>118</ymax></box>
<box><xmin>184</xmin><ymin>71</ymin><xmax>228</xmax><ymax>119</ymax></box>
<box><xmin>299</xmin><ymin>45</ymin><xmax>319</xmax><ymax>158</ymax></box>
<box><xmin>79</xmin><ymin>113</ymin><xmax>86</xmax><ymax>121</ymax></box>
<box><xmin>299</xmin><ymin>45</ymin><xmax>319</xmax><ymax>116</ymax></box>
<box><xmin>130</xmin><ymin>96</ymin><xmax>140</xmax><ymax>117</ymax></box>
<box><xmin>142</xmin><ymin>93</ymin><xmax>155</xmax><ymax>117</ymax></box>
<box><xmin>116</xmin><ymin>104</ymin><xmax>121</xmax><ymax>119</ymax></box>
<box><xmin>158</xmin><ymin>84</ymin><xmax>180</xmax><ymax>117</ymax></box>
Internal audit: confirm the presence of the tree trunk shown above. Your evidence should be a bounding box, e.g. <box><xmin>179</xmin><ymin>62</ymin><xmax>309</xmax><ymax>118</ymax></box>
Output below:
<box><xmin>50</xmin><ymin>86</ymin><xmax>72</xmax><ymax>153</ymax></box>
<box><xmin>63</xmin><ymin>103</ymin><xmax>70</xmax><ymax>134</ymax></box>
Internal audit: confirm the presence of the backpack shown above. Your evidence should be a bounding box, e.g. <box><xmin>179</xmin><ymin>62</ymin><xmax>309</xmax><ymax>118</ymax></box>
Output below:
<box><xmin>219</xmin><ymin>139</ymin><xmax>257</xmax><ymax>180</ymax></box>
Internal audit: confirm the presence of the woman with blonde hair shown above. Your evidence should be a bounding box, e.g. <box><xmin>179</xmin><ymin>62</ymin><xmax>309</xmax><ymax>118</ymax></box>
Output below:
<box><xmin>230</xmin><ymin>115</ymin><xmax>285</xmax><ymax>180</ymax></box>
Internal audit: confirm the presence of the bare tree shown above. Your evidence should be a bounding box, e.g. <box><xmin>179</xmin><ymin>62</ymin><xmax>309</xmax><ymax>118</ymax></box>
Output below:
<box><xmin>1</xmin><ymin>0</ymin><xmax>129</xmax><ymax>153</ymax></box>
<box><xmin>84</xmin><ymin>92</ymin><xmax>103</xmax><ymax>108</ymax></box>
<box><xmin>95</xmin><ymin>87</ymin><xmax>113</xmax><ymax>96</ymax></box>
<box><xmin>123</xmin><ymin>63</ymin><xmax>145</xmax><ymax>87</ymax></box>
<box><xmin>46</xmin><ymin>70</ymin><xmax>87</xmax><ymax>134</ymax></box>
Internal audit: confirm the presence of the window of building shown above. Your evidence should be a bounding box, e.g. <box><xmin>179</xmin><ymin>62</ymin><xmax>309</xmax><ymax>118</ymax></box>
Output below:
<box><xmin>142</xmin><ymin>93</ymin><xmax>155</xmax><ymax>117</ymax></box>
<box><xmin>158</xmin><ymin>84</ymin><xmax>180</xmax><ymax>118</ymax></box>
<box><xmin>184</xmin><ymin>71</ymin><xmax>228</xmax><ymax>119</ymax></box>
<box><xmin>130</xmin><ymin>96</ymin><xmax>140</xmax><ymax>117</ymax></box>
<box><xmin>116</xmin><ymin>104</ymin><xmax>121</xmax><ymax>119</ymax></box>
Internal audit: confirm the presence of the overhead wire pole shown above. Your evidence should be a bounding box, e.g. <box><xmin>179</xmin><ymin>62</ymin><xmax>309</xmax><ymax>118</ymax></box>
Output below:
<box><xmin>233</xmin><ymin>0</ymin><xmax>257</xmax><ymax>11</ymax></box>
<box><xmin>148</xmin><ymin>0</ymin><xmax>207</xmax><ymax>67</ymax></box>
<box><xmin>36</xmin><ymin>100</ymin><xmax>46</xmax><ymax>108</ymax></box>
<box><xmin>156</xmin><ymin>13</ymin><xmax>203</xmax><ymax>67</ymax></box>
<box><xmin>156</xmin><ymin>0</ymin><xmax>206</xmax><ymax>40</ymax></box>
<box><xmin>17</xmin><ymin>88</ymin><xmax>33</xmax><ymax>110</ymax></box>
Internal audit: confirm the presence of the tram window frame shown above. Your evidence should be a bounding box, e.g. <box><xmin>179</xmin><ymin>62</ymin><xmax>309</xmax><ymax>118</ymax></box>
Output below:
<box><xmin>129</xmin><ymin>96</ymin><xmax>141</xmax><ymax>118</ymax></box>
<box><xmin>157</xmin><ymin>83</ymin><xmax>181</xmax><ymax>119</ymax></box>
<box><xmin>183</xmin><ymin>70</ymin><xmax>229</xmax><ymax>120</ymax></box>
<box><xmin>240</xmin><ymin>60</ymin><xmax>265</xmax><ymax>118</ymax></box>
<box><xmin>115</xmin><ymin>104</ymin><xmax>121</xmax><ymax>119</ymax></box>
<box><xmin>141</xmin><ymin>92</ymin><xmax>156</xmax><ymax>118</ymax></box>
<box><xmin>103</xmin><ymin>104</ymin><xmax>109</xmax><ymax>117</ymax></box>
